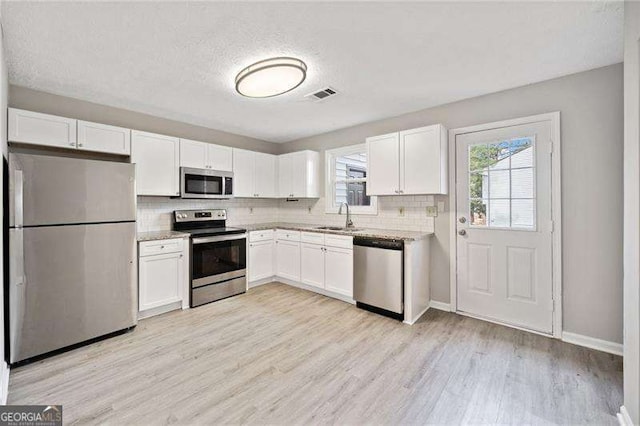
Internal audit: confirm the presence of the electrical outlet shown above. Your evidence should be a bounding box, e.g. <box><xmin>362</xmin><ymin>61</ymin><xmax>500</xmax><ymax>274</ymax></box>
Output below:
<box><xmin>399</xmin><ymin>207</ymin><xmax>405</xmax><ymax>217</ymax></box>
<box><xmin>426</xmin><ymin>206</ymin><xmax>438</xmax><ymax>217</ymax></box>
<box><xmin>249</xmin><ymin>207</ymin><xmax>254</xmax><ymax>215</ymax></box>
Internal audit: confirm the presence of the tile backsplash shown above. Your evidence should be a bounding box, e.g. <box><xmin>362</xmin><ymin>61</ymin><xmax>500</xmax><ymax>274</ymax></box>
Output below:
<box><xmin>137</xmin><ymin>195</ymin><xmax>436</xmax><ymax>233</ymax></box>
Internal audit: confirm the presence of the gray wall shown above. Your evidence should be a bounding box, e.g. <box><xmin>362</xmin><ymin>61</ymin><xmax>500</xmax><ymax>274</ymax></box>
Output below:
<box><xmin>8</xmin><ymin>86</ymin><xmax>280</xmax><ymax>155</ymax></box>
<box><xmin>279</xmin><ymin>64</ymin><xmax>624</xmax><ymax>344</ymax></box>
<box><xmin>623</xmin><ymin>1</ymin><xmax>640</xmax><ymax>422</ymax></box>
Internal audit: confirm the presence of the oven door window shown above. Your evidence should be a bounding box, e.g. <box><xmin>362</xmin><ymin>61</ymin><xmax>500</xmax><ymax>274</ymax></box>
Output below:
<box><xmin>192</xmin><ymin>238</ymin><xmax>246</xmax><ymax>281</ymax></box>
<box><xmin>185</xmin><ymin>174</ymin><xmax>223</xmax><ymax>196</ymax></box>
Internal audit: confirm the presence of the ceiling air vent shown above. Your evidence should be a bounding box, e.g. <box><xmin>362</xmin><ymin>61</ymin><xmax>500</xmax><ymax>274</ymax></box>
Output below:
<box><xmin>305</xmin><ymin>87</ymin><xmax>338</xmax><ymax>101</ymax></box>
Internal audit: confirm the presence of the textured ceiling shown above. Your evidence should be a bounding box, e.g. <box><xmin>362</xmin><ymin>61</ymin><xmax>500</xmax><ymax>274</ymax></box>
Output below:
<box><xmin>1</xmin><ymin>1</ymin><xmax>623</xmax><ymax>143</ymax></box>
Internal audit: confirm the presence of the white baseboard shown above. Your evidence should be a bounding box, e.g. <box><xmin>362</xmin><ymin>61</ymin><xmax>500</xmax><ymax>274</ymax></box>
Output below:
<box><xmin>429</xmin><ymin>300</ymin><xmax>451</xmax><ymax>312</ymax></box>
<box><xmin>562</xmin><ymin>332</ymin><xmax>623</xmax><ymax>356</ymax></box>
<box><xmin>403</xmin><ymin>304</ymin><xmax>430</xmax><ymax>325</ymax></box>
<box><xmin>248</xmin><ymin>277</ymin><xmax>275</xmax><ymax>288</ymax></box>
<box><xmin>618</xmin><ymin>406</ymin><xmax>633</xmax><ymax>426</ymax></box>
<box><xmin>0</xmin><ymin>362</ymin><xmax>9</xmax><ymax>405</ymax></box>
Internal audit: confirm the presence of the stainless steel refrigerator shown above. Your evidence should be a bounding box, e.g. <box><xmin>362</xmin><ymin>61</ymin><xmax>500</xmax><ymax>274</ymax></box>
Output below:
<box><xmin>8</xmin><ymin>153</ymin><xmax>137</xmax><ymax>364</ymax></box>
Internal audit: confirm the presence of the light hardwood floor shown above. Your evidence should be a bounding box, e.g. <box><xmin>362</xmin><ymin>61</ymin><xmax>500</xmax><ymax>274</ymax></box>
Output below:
<box><xmin>9</xmin><ymin>283</ymin><xmax>622</xmax><ymax>425</ymax></box>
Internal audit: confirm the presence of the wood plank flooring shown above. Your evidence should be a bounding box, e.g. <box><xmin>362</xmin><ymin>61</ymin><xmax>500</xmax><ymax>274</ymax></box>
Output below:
<box><xmin>8</xmin><ymin>283</ymin><xmax>622</xmax><ymax>425</ymax></box>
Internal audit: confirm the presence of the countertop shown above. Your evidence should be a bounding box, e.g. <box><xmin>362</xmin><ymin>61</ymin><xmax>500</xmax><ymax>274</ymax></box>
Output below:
<box><xmin>137</xmin><ymin>230</ymin><xmax>191</xmax><ymax>242</ymax></box>
<box><xmin>238</xmin><ymin>222</ymin><xmax>433</xmax><ymax>242</ymax></box>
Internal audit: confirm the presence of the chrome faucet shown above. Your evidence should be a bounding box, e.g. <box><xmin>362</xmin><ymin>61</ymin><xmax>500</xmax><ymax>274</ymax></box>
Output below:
<box><xmin>338</xmin><ymin>202</ymin><xmax>354</xmax><ymax>228</ymax></box>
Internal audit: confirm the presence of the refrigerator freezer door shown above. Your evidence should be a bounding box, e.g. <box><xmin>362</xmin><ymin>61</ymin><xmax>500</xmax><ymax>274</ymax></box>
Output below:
<box><xmin>9</xmin><ymin>222</ymin><xmax>137</xmax><ymax>363</ymax></box>
<box><xmin>9</xmin><ymin>153</ymin><xmax>136</xmax><ymax>227</ymax></box>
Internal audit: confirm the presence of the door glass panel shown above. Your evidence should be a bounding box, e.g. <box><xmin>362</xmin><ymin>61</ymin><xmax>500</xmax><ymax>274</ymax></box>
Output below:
<box><xmin>489</xmin><ymin>199</ymin><xmax>510</xmax><ymax>227</ymax></box>
<box><xmin>511</xmin><ymin>199</ymin><xmax>535</xmax><ymax>229</ymax></box>
<box><xmin>470</xmin><ymin>199</ymin><xmax>488</xmax><ymax>226</ymax></box>
<box><xmin>468</xmin><ymin>136</ymin><xmax>536</xmax><ymax>230</ymax></box>
<box><xmin>511</xmin><ymin>168</ymin><xmax>534</xmax><ymax>198</ymax></box>
<box><xmin>489</xmin><ymin>170</ymin><xmax>510</xmax><ymax>198</ymax></box>
<box><xmin>469</xmin><ymin>172</ymin><xmax>487</xmax><ymax>199</ymax></box>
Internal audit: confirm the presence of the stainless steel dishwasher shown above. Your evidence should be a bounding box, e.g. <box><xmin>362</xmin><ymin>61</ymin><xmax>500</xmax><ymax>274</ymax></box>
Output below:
<box><xmin>353</xmin><ymin>237</ymin><xmax>404</xmax><ymax>320</ymax></box>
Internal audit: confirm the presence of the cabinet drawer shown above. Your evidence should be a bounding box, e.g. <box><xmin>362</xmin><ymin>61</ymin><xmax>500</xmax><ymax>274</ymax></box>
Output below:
<box><xmin>139</xmin><ymin>238</ymin><xmax>184</xmax><ymax>257</ymax></box>
<box><xmin>301</xmin><ymin>232</ymin><xmax>324</xmax><ymax>245</ymax></box>
<box><xmin>276</xmin><ymin>229</ymin><xmax>301</xmax><ymax>242</ymax></box>
<box><xmin>250</xmin><ymin>229</ymin><xmax>274</xmax><ymax>242</ymax></box>
<box><xmin>324</xmin><ymin>234</ymin><xmax>353</xmax><ymax>249</ymax></box>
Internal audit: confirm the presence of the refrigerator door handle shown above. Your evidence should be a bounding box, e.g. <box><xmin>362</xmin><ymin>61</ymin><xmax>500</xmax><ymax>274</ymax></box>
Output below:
<box><xmin>14</xmin><ymin>169</ymin><xmax>23</xmax><ymax>229</ymax></box>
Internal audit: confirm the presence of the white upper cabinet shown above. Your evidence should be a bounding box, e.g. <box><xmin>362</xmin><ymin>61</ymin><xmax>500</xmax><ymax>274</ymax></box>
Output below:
<box><xmin>278</xmin><ymin>150</ymin><xmax>320</xmax><ymax>198</ymax></box>
<box><xmin>179</xmin><ymin>139</ymin><xmax>208</xmax><ymax>169</ymax></box>
<box><xmin>232</xmin><ymin>148</ymin><xmax>276</xmax><ymax>198</ymax></box>
<box><xmin>254</xmin><ymin>152</ymin><xmax>277</xmax><ymax>198</ymax></box>
<box><xmin>9</xmin><ymin>108</ymin><xmax>77</xmax><ymax>149</ymax></box>
<box><xmin>400</xmin><ymin>125</ymin><xmax>448</xmax><ymax>194</ymax></box>
<box><xmin>8</xmin><ymin>108</ymin><xmax>131</xmax><ymax>156</ymax></box>
<box><xmin>367</xmin><ymin>124</ymin><xmax>448</xmax><ymax>195</ymax></box>
<box><xmin>180</xmin><ymin>139</ymin><xmax>233</xmax><ymax>172</ymax></box>
<box><xmin>367</xmin><ymin>133</ymin><xmax>400</xmax><ymax>196</ymax></box>
<box><xmin>131</xmin><ymin>130</ymin><xmax>180</xmax><ymax>196</ymax></box>
<box><xmin>77</xmin><ymin>120</ymin><xmax>131</xmax><ymax>155</ymax></box>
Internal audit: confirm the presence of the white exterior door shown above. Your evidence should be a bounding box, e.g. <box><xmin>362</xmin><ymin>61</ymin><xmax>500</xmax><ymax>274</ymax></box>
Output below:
<box><xmin>456</xmin><ymin>121</ymin><xmax>554</xmax><ymax>334</ymax></box>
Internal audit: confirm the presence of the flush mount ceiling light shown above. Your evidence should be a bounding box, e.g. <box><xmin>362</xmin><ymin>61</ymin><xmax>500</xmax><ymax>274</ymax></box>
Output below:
<box><xmin>235</xmin><ymin>57</ymin><xmax>307</xmax><ymax>98</ymax></box>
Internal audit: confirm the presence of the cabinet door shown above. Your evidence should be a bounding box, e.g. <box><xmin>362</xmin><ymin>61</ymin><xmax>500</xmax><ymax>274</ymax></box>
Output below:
<box><xmin>131</xmin><ymin>131</ymin><xmax>180</xmax><ymax>196</ymax></box>
<box><xmin>278</xmin><ymin>154</ymin><xmax>293</xmax><ymax>197</ymax></box>
<box><xmin>249</xmin><ymin>240</ymin><xmax>274</xmax><ymax>282</ymax></box>
<box><xmin>139</xmin><ymin>251</ymin><xmax>183</xmax><ymax>311</ymax></box>
<box><xmin>180</xmin><ymin>139</ymin><xmax>208</xmax><ymax>169</ymax></box>
<box><xmin>254</xmin><ymin>152</ymin><xmax>277</xmax><ymax>198</ymax></box>
<box><xmin>276</xmin><ymin>240</ymin><xmax>300</xmax><ymax>281</ymax></box>
<box><xmin>77</xmin><ymin>120</ymin><xmax>131</xmax><ymax>155</ymax></box>
<box><xmin>401</xmin><ymin>125</ymin><xmax>446</xmax><ymax>194</ymax></box>
<box><xmin>367</xmin><ymin>133</ymin><xmax>400</xmax><ymax>195</ymax></box>
<box><xmin>232</xmin><ymin>148</ymin><xmax>255</xmax><ymax>197</ymax></box>
<box><xmin>207</xmin><ymin>144</ymin><xmax>233</xmax><ymax>172</ymax></box>
<box><xmin>290</xmin><ymin>151</ymin><xmax>308</xmax><ymax>197</ymax></box>
<box><xmin>8</xmin><ymin>108</ymin><xmax>77</xmax><ymax>149</ymax></box>
<box><xmin>301</xmin><ymin>243</ymin><xmax>325</xmax><ymax>289</ymax></box>
<box><xmin>325</xmin><ymin>246</ymin><xmax>353</xmax><ymax>297</ymax></box>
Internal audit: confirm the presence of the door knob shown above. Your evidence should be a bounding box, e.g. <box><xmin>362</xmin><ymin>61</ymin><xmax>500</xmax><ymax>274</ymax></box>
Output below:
<box><xmin>459</xmin><ymin>217</ymin><xmax>467</xmax><ymax>224</ymax></box>
<box><xmin>458</xmin><ymin>229</ymin><xmax>466</xmax><ymax>236</ymax></box>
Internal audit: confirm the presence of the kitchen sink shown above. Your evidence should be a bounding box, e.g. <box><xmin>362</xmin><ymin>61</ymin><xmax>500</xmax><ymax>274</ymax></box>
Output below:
<box><xmin>314</xmin><ymin>226</ymin><xmax>363</xmax><ymax>232</ymax></box>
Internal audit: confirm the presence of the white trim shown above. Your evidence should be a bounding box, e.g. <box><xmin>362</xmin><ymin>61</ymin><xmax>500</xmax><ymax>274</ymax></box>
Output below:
<box><xmin>276</xmin><ymin>276</ymin><xmax>356</xmax><ymax>304</ymax></box>
<box><xmin>429</xmin><ymin>300</ymin><xmax>452</xmax><ymax>312</ymax></box>
<box><xmin>403</xmin><ymin>305</ymin><xmax>430</xmax><ymax>325</ymax></box>
<box><xmin>449</xmin><ymin>112</ymin><xmax>563</xmax><ymax>338</ymax></box>
<box><xmin>325</xmin><ymin>144</ymin><xmax>378</xmax><ymax>215</ymax></box>
<box><xmin>0</xmin><ymin>362</ymin><xmax>9</xmax><ymax>405</ymax></box>
<box><xmin>457</xmin><ymin>309</ymin><xmax>554</xmax><ymax>338</ymax></box>
<box><xmin>618</xmin><ymin>406</ymin><xmax>633</xmax><ymax>426</ymax></box>
<box><xmin>248</xmin><ymin>277</ymin><xmax>276</xmax><ymax>288</ymax></box>
<box><xmin>138</xmin><ymin>301</ymin><xmax>182</xmax><ymax>320</ymax></box>
<box><xmin>562</xmin><ymin>332</ymin><xmax>623</xmax><ymax>357</ymax></box>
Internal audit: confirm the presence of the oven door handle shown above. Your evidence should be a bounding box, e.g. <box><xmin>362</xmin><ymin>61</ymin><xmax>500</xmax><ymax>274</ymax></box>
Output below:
<box><xmin>192</xmin><ymin>233</ymin><xmax>247</xmax><ymax>245</ymax></box>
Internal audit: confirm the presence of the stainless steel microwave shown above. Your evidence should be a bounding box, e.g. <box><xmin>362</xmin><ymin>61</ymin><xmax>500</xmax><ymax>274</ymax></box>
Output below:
<box><xmin>180</xmin><ymin>167</ymin><xmax>233</xmax><ymax>199</ymax></box>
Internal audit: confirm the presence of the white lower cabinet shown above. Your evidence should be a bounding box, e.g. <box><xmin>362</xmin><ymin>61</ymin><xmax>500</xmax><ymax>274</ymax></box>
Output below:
<box><xmin>138</xmin><ymin>238</ymin><xmax>188</xmax><ymax>318</ymax></box>
<box><xmin>276</xmin><ymin>239</ymin><xmax>301</xmax><ymax>282</ymax></box>
<box><xmin>301</xmin><ymin>243</ymin><xmax>325</xmax><ymax>289</ymax></box>
<box><xmin>249</xmin><ymin>239</ymin><xmax>275</xmax><ymax>282</ymax></box>
<box><xmin>325</xmin><ymin>246</ymin><xmax>354</xmax><ymax>297</ymax></box>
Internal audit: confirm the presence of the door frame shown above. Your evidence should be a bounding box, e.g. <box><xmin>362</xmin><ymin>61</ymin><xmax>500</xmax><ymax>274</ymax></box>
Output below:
<box><xmin>448</xmin><ymin>112</ymin><xmax>562</xmax><ymax>338</ymax></box>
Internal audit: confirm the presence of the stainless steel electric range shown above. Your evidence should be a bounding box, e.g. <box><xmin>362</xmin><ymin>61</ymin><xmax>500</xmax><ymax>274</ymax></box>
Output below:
<box><xmin>173</xmin><ymin>209</ymin><xmax>247</xmax><ymax>307</ymax></box>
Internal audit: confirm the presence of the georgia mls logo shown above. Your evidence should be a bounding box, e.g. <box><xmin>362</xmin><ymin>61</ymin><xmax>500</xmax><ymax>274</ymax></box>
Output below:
<box><xmin>0</xmin><ymin>404</ymin><xmax>62</xmax><ymax>425</ymax></box>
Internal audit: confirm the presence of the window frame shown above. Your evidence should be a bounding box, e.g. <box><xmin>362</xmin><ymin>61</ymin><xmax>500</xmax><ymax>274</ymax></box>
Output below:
<box><xmin>325</xmin><ymin>144</ymin><xmax>378</xmax><ymax>215</ymax></box>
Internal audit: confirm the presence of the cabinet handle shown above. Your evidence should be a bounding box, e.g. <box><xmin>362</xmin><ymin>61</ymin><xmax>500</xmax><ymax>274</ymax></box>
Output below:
<box><xmin>78</xmin><ymin>143</ymin><xmax>84</xmax><ymax>147</ymax></box>
<box><xmin>70</xmin><ymin>142</ymin><xmax>75</xmax><ymax>147</ymax></box>
<box><xmin>160</xmin><ymin>245</ymin><xmax>165</xmax><ymax>249</ymax></box>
